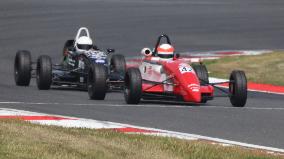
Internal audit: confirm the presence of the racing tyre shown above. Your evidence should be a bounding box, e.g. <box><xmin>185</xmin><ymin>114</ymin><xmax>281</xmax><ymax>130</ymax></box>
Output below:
<box><xmin>192</xmin><ymin>64</ymin><xmax>209</xmax><ymax>103</ymax></box>
<box><xmin>124</xmin><ymin>68</ymin><xmax>142</xmax><ymax>104</ymax></box>
<box><xmin>88</xmin><ymin>64</ymin><xmax>107</xmax><ymax>100</ymax></box>
<box><xmin>192</xmin><ymin>64</ymin><xmax>209</xmax><ymax>85</ymax></box>
<box><xmin>14</xmin><ymin>50</ymin><xmax>32</xmax><ymax>86</ymax></box>
<box><xmin>229</xmin><ymin>70</ymin><xmax>247</xmax><ymax>107</ymax></box>
<box><xmin>63</xmin><ymin>40</ymin><xmax>74</xmax><ymax>57</ymax></box>
<box><xmin>110</xmin><ymin>54</ymin><xmax>126</xmax><ymax>74</ymax></box>
<box><xmin>36</xmin><ymin>55</ymin><xmax>52</xmax><ymax>90</ymax></box>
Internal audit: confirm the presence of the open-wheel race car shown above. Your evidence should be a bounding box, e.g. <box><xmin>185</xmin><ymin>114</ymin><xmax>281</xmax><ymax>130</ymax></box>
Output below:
<box><xmin>124</xmin><ymin>34</ymin><xmax>247</xmax><ymax>107</ymax></box>
<box><xmin>14</xmin><ymin>27</ymin><xmax>126</xmax><ymax>100</ymax></box>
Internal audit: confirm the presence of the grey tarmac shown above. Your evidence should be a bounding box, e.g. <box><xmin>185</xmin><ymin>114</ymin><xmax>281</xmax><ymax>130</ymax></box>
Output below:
<box><xmin>0</xmin><ymin>0</ymin><xmax>284</xmax><ymax>149</ymax></box>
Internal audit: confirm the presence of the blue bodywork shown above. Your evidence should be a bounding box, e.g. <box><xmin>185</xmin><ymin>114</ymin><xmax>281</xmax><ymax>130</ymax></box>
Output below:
<box><xmin>51</xmin><ymin>49</ymin><xmax>123</xmax><ymax>89</ymax></box>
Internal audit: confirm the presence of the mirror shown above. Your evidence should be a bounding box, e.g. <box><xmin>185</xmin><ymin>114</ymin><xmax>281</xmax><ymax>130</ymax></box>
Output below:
<box><xmin>107</xmin><ymin>48</ymin><xmax>115</xmax><ymax>53</ymax></box>
<box><xmin>175</xmin><ymin>53</ymin><xmax>180</xmax><ymax>59</ymax></box>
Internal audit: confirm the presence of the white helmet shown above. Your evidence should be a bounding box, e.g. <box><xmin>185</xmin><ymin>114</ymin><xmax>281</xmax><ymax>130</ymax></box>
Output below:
<box><xmin>75</xmin><ymin>36</ymin><xmax>93</xmax><ymax>52</ymax></box>
<box><xmin>74</xmin><ymin>27</ymin><xmax>93</xmax><ymax>52</ymax></box>
<box><xmin>157</xmin><ymin>43</ymin><xmax>174</xmax><ymax>59</ymax></box>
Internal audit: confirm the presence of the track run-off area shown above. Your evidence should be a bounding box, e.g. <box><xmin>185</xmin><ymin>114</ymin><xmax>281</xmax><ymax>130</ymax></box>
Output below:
<box><xmin>0</xmin><ymin>0</ymin><xmax>284</xmax><ymax>151</ymax></box>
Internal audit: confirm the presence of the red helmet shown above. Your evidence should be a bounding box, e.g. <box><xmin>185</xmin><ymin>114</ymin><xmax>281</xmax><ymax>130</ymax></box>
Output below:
<box><xmin>157</xmin><ymin>44</ymin><xmax>174</xmax><ymax>58</ymax></box>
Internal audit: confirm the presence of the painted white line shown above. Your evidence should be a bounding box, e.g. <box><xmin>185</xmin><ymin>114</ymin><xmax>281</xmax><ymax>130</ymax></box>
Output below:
<box><xmin>248</xmin><ymin>89</ymin><xmax>284</xmax><ymax>96</ymax></box>
<box><xmin>1</xmin><ymin>101</ymin><xmax>284</xmax><ymax>110</ymax></box>
<box><xmin>0</xmin><ymin>101</ymin><xmax>23</xmax><ymax>104</ymax></box>
<box><xmin>209</xmin><ymin>77</ymin><xmax>284</xmax><ymax>95</ymax></box>
<box><xmin>30</xmin><ymin>120</ymin><xmax>125</xmax><ymax>129</ymax></box>
<box><xmin>215</xmin><ymin>85</ymin><xmax>284</xmax><ymax>95</ymax></box>
<box><xmin>1</xmin><ymin>108</ymin><xmax>284</xmax><ymax>153</ymax></box>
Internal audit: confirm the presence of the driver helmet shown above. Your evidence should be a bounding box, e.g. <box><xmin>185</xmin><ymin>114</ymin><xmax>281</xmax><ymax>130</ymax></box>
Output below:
<box><xmin>75</xmin><ymin>36</ymin><xmax>93</xmax><ymax>52</ymax></box>
<box><xmin>157</xmin><ymin>43</ymin><xmax>174</xmax><ymax>59</ymax></box>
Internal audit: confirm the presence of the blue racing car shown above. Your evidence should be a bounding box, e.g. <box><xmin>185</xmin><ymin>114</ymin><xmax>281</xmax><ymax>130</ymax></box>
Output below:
<box><xmin>14</xmin><ymin>27</ymin><xmax>126</xmax><ymax>100</ymax></box>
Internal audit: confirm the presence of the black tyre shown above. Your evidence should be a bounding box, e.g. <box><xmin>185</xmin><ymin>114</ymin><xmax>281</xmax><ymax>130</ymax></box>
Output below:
<box><xmin>192</xmin><ymin>64</ymin><xmax>209</xmax><ymax>85</ymax></box>
<box><xmin>14</xmin><ymin>50</ymin><xmax>32</xmax><ymax>86</ymax></box>
<box><xmin>229</xmin><ymin>70</ymin><xmax>247</xmax><ymax>107</ymax></box>
<box><xmin>63</xmin><ymin>40</ymin><xmax>74</xmax><ymax>57</ymax></box>
<box><xmin>36</xmin><ymin>55</ymin><xmax>52</xmax><ymax>90</ymax></box>
<box><xmin>192</xmin><ymin>64</ymin><xmax>209</xmax><ymax>103</ymax></box>
<box><xmin>88</xmin><ymin>64</ymin><xmax>107</xmax><ymax>100</ymax></box>
<box><xmin>124</xmin><ymin>68</ymin><xmax>142</xmax><ymax>104</ymax></box>
<box><xmin>110</xmin><ymin>54</ymin><xmax>126</xmax><ymax>74</ymax></box>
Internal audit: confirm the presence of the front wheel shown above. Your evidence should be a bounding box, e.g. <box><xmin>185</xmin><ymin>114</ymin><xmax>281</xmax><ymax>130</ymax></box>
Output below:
<box><xmin>192</xmin><ymin>64</ymin><xmax>209</xmax><ymax>103</ymax></box>
<box><xmin>88</xmin><ymin>64</ymin><xmax>107</xmax><ymax>100</ymax></box>
<box><xmin>124</xmin><ymin>68</ymin><xmax>142</xmax><ymax>104</ymax></box>
<box><xmin>229</xmin><ymin>70</ymin><xmax>247</xmax><ymax>107</ymax></box>
<box><xmin>36</xmin><ymin>55</ymin><xmax>52</xmax><ymax>90</ymax></box>
<box><xmin>110</xmin><ymin>54</ymin><xmax>126</xmax><ymax>74</ymax></box>
<box><xmin>192</xmin><ymin>64</ymin><xmax>209</xmax><ymax>85</ymax></box>
<box><xmin>14</xmin><ymin>50</ymin><xmax>32</xmax><ymax>86</ymax></box>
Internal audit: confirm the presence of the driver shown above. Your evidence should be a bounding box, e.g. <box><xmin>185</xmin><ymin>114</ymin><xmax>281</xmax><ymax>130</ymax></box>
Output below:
<box><xmin>74</xmin><ymin>36</ymin><xmax>93</xmax><ymax>53</ymax></box>
<box><xmin>156</xmin><ymin>43</ymin><xmax>174</xmax><ymax>59</ymax></box>
<box><xmin>64</xmin><ymin>27</ymin><xmax>95</xmax><ymax>67</ymax></box>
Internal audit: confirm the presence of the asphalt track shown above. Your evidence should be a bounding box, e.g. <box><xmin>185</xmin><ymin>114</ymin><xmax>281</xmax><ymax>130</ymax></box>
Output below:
<box><xmin>0</xmin><ymin>0</ymin><xmax>284</xmax><ymax>149</ymax></box>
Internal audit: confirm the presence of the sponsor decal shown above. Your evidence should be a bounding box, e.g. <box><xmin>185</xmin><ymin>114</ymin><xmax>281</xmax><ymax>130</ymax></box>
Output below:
<box><xmin>179</xmin><ymin>64</ymin><xmax>192</xmax><ymax>74</ymax></box>
<box><xmin>95</xmin><ymin>59</ymin><xmax>105</xmax><ymax>63</ymax></box>
<box><xmin>187</xmin><ymin>84</ymin><xmax>200</xmax><ymax>92</ymax></box>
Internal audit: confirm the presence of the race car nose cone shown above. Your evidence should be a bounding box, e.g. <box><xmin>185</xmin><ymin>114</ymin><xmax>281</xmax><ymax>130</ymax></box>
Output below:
<box><xmin>183</xmin><ymin>88</ymin><xmax>201</xmax><ymax>103</ymax></box>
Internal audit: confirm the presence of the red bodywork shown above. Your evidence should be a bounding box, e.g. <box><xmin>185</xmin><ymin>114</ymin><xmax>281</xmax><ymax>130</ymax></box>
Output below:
<box><xmin>140</xmin><ymin>58</ymin><xmax>214</xmax><ymax>103</ymax></box>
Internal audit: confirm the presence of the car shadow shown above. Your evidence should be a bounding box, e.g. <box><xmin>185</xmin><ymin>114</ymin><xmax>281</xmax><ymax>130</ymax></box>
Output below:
<box><xmin>51</xmin><ymin>87</ymin><xmax>86</xmax><ymax>92</ymax></box>
<box><xmin>140</xmin><ymin>100</ymin><xmax>202</xmax><ymax>106</ymax></box>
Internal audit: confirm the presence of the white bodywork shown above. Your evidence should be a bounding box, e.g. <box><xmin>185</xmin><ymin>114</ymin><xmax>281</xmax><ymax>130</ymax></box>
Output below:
<box><xmin>139</xmin><ymin>59</ymin><xmax>173</xmax><ymax>92</ymax></box>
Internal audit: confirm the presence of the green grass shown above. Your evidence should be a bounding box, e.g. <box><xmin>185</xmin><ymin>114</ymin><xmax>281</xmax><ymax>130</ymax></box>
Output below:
<box><xmin>203</xmin><ymin>52</ymin><xmax>284</xmax><ymax>86</ymax></box>
<box><xmin>0</xmin><ymin>119</ymin><xmax>283</xmax><ymax>159</ymax></box>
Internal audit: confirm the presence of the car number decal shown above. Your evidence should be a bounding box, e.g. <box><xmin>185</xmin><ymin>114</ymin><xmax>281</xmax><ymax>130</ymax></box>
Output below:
<box><xmin>95</xmin><ymin>59</ymin><xmax>105</xmax><ymax>63</ymax></box>
<box><xmin>179</xmin><ymin>64</ymin><xmax>192</xmax><ymax>74</ymax></box>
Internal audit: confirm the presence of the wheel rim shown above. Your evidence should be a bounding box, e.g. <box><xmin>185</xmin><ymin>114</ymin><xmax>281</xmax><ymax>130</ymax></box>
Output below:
<box><xmin>229</xmin><ymin>82</ymin><xmax>234</xmax><ymax>95</ymax></box>
<box><xmin>14</xmin><ymin>58</ymin><xmax>19</xmax><ymax>81</ymax></box>
<box><xmin>88</xmin><ymin>68</ymin><xmax>94</xmax><ymax>97</ymax></box>
<box><xmin>36</xmin><ymin>63</ymin><xmax>40</xmax><ymax>85</ymax></box>
<box><xmin>14</xmin><ymin>67</ymin><xmax>19</xmax><ymax>81</ymax></box>
<box><xmin>124</xmin><ymin>76</ymin><xmax>130</xmax><ymax>101</ymax></box>
<box><xmin>124</xmin><ymin>85</ymin><xmax>129</xmax><ymax>98</ymax></box>
<box><xmin>88</xmin><ymin>83</ymin><xmax>93</xmax><ymax>96</ymax></box>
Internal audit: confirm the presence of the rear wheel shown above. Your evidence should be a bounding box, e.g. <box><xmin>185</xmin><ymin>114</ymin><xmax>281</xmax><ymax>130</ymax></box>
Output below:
<box><xmin>36</xmin><ymin>55</ymin><xmax>52</xmax><ymax>90</ymax></box>
<box><xmin>229</xmin><ymin>70</ymin><xmax>247</xmax><ymax>107</ymax></box>
<box><xmin>124</xmin><ymin>68</ymin><xmax>142</xmax><ymax>104</ymax></box>
<box><xmin>192</xmin><ymin>64</ymin><xmax>209</xmax><ymax>103</ymax></box>
<box><xmin>14</xmin><ymin>50</ymin><xmax>32</xmax><ymax>86</ymax></box>
<box><xmin>110</xmin><ymin>54</ymin><xmax>126</xmax><ymax>74</ymax></box>
<box><xmin>88</xmin><ymin>64</ymin><xmax>107</xmax><ymax>100</ymax></box>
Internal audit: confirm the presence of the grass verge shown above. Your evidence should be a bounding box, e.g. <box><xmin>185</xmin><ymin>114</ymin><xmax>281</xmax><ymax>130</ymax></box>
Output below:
<box><xmin>0</xmin><ymin>119</ymin><xmax>283</xmax><ymax>159</ymax></box>
<box><xmin>203</xmin><ymin>52</ymin><xmax>284</xmax><ymax>86</ymax></box>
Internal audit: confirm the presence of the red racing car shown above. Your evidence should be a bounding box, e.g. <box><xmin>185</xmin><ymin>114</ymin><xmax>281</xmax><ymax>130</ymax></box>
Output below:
<box><xmin>124</xmin><ymin>35</ymin><xmax>247</xmax><ymax>107</ymax></box>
